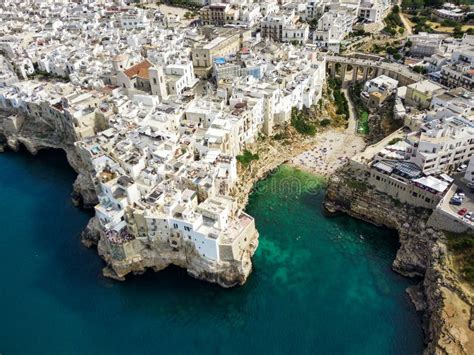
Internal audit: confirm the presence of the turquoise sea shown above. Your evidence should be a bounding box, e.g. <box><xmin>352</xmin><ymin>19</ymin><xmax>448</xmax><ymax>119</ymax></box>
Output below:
<box><xmin>0</xmin><ymin>150</ymin><xmax>423</xmax><ymax>355</ymax></box>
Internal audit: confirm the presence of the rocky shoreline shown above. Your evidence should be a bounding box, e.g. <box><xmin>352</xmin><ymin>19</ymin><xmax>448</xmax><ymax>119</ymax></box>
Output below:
<box><xmin>324</xmin><ymin>165</ymin><xmax>474</xmax><ymax>354</ymax></box>
<box><xmin>0</xmin><ymin>112</ymin><xmax>352</xmax><ymax>287</ymax></box>
<box><xmin>3</xmin><ymin>111</ymin><xmax>472</xmax><ymax>351</ymax></box>
<box><xmin>0</xmin><ymin>113</ymin><xmax>259</xmax><ymax>288</ymax></box>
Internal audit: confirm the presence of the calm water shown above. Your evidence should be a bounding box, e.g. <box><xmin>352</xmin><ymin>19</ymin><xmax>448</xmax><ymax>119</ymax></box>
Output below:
<box><xmin>0</xmin><ymin>150</ymin><xmax>423</xmax><ymax>355</ymax></box>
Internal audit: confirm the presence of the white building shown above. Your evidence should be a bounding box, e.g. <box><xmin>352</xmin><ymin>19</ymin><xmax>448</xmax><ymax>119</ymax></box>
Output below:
<box><xmin>362</xmin><ymin>74</ymin><xmax>399</xmax><ymax>98</ymax></box>
<box><xmin>406</xmin><ymin>115</ymin><xmax>474</xmax><ymax>175</ymax></box>
<box><xmin>358</xmin><ymin>0</ymin><xmax>391</xmax><ymax>24</ymax></box>
<box><xmin>313</xmin><ymin>10</ymin><xmax>353</xmax><ymax>53</ymax></box>
<box><xmin>260</xmin><ymin>11</ymin><xmax>309</xmax><ymax>44</ymax></box>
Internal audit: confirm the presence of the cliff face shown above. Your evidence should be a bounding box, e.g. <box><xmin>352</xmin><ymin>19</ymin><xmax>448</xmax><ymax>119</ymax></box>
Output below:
<box><xmin>99</xmin><ymin>226</ymin><xmax>259</xmax><ymax>287</ymax></box>
<box><xmin>79</xmin><ymin>216</ymin><xmax>259</xmax><ymax>288</ymax></box>
<box><xmin>0</xmin><ymin>113</ymin><xmax>97</xmax><ymax>208</ymax></box>
<box><xmin>0</xmin><ymin>112</ymin><xmax>258</xmax><ymax>288</ymax></box>
<box><xmin>325</xmin><ymin>166</ymin><xmax>474</xmax><ymax>354</ymax></box>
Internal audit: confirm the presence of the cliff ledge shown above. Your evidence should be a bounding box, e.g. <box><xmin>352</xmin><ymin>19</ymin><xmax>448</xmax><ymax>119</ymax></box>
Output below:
<box><xmin>325</xmin><ymin>165</ymin><xmax>474</xmax><ymax>354</ymax></box>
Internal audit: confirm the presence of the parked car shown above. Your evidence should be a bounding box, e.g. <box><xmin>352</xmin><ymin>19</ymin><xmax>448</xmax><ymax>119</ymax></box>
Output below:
<box><xmin>465</xmin><ymin>212</ymin><xmax>472</xmax><ymax>220</ymax></box>
<box><xmin>450</xmin><ymin>197</ymin><xmax>462</xmax><ymax>206</ymax></box>
<box><xmin>454</xmin><ymin>193</ymin><xmax>464</xmax><ymax>201</ymax></box>
<box><xmin>456</xmin><ymin>164</ymin><xmax>468</xmax><ymax>172</ymax></box>
<box><xmin>458</xmin><ymin>208</ymin><xmax>468</xmax><ymax>216</ymax></box>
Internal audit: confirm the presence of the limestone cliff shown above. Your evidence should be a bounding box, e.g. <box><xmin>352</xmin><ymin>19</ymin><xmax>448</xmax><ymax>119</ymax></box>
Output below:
<box><xmin>78</xmin><ymin>215</ymin><xmax>259</xmax><ymax>288</ymax></box>
<box><xmin>0</xmin><ymin>112</ymin><xmax>97</xmax><ymax>208</ymax></box>
<box><xmin>0</xmin><ymin>112</ymin><xmax>258</xmax><ymax>288</ymax></box>
<box><xmin>325</xmin><ymin>165</ymin><xmax>474</xmax><ymax>354</ymax></box>
<box><xmin>96</xmin><ymin>227</ymin><xmax>259</xmax><ymax>287</ymax></box>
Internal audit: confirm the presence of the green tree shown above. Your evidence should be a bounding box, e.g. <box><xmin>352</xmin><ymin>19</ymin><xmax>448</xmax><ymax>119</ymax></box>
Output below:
<box><xmin>236</xmin><ymin>150</ymin><xmax>259</xmax><ymax>167</ymax></box>
<box><xmin>413</xmin><ymin>66</ymin><xmax>428</xmax><ymax>74</ymax></box>
<box><xmin>402</xmin><ymin>0</ymin><xmax>413</xmax><ymax>9</ymax></box>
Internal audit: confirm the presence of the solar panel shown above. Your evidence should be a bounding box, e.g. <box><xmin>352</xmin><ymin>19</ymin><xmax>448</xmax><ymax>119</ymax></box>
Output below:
<box><xmin>393</xmin><ymin>162</ymin><xmax>422</xmax><ymax>179</ymax></box>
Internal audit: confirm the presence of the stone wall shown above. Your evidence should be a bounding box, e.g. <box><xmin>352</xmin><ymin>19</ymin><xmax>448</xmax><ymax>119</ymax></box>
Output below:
<box><xmin>428</xmin><ymin>208</ymin><xmax>474</xmax><ymax>234</ymax></box>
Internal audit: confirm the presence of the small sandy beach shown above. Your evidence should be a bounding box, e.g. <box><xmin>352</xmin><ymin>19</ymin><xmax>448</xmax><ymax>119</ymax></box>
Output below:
<box><xmin>290</xmin><ymin>130</ymin><xmax>366</xmax><ymax>177</ymax></box>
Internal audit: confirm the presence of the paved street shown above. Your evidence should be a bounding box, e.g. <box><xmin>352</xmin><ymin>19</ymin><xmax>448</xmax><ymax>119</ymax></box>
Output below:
<box><xmin>441</xmin><ymin>172</ymin><xmax>474</xmax><ymax>225</ymax></box>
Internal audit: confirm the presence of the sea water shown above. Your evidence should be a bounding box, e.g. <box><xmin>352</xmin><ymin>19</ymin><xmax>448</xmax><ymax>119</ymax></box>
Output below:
<box><xmin>0</xmin><ymin>151</ymin><xmax>423</xmax><ymax>355</ymax></box>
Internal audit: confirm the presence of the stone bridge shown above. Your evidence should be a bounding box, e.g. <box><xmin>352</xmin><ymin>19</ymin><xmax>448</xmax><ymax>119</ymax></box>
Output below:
<box><xmin>326</xmin><ymin>55</ymin><xmax>423</xmax><ymax>86</ymax></box>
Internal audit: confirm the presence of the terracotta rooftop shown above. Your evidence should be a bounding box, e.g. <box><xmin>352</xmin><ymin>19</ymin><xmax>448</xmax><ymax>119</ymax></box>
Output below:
<box><xmin>124</xmin><ymin>59</ymin><xmax>153</xmax><ymax>80</ymax></box>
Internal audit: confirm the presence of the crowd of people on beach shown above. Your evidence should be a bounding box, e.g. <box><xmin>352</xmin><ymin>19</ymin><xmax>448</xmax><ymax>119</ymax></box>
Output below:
<box><xmin>291</xmin><ymin>132</ymin><xmax>365</xmax><ymax>176</ymax></box>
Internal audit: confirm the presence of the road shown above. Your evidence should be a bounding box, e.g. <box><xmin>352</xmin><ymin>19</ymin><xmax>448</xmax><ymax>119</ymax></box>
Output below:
<box><xmin>399</xmin><ymin>12</ymin><xmax>413</xmax><ymax>36</ymax></box>
<box><xmin>344</xmin><ymin>8</ymin><xmax>413</xmax><ymax>54</ymax></box>
<box><xmin>341</xmin><ymin>85</ymin><xmax>358</xmax><ymax>134</ymax></box>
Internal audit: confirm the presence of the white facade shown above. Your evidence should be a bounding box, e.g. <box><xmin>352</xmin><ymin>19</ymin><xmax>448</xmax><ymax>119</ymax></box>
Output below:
<box><xmin>464</xmin><ymin>155</ymin><xmax>474</xmax><ymax>185</ymax></box>
<box><xmin>313</xmin><ymin>11</ymin><xmax>353</xmax><ymax>53</ymax></box>
<box><xmin>361</xmin><ymin>75</ymin><xmax>399</xmax><ymax>99</ymax></box>
<box><xmin>407</xmin><ymin>115</ymin><xmax>474</xmax><ymax>175</ymax></box>
<box><xmin>358</xmin><ymin>0</ymin><xmax>391</xmax><ymax>23</ymax></box>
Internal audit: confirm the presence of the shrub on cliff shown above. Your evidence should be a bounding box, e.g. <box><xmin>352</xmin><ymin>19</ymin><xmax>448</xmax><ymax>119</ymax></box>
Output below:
<box><xmin>388</xmin><ymin>137</ymin><xmax>402</xmax><ymax>145</ymax></box>
<box><xmin>446</xmin><ymin>232</ymin><xmax>474</xmax><ymax>284</ymax></box>
<box><xmin>319</xmin><ymin>119</ymin><xmax>331</xmax><ymax>127</ymax></box>
<box><xmin>328</xmin><ymin>78</ymin><xmax>349</xmax><ymax>120</ymax></box>
<box><xmin>291</xmin><ymin>108</ymin><xmax>317</xmax><ymax>136</ymax></box>
<box><xmin>237</xmin><ymin>150</ymin><xmax>259</xmax><ymax>167</ymax></box>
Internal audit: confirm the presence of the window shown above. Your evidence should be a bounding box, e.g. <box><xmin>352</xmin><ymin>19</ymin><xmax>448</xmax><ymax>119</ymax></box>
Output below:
<box><xmin>184</xmin><ymin>226</ymin><xmax>191</xmax><ymax>232</ymax></box>
<box><xmin>173</xmin><ymin>223</ymin><xmax>178</xmax><ymax>229</ymax></box>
